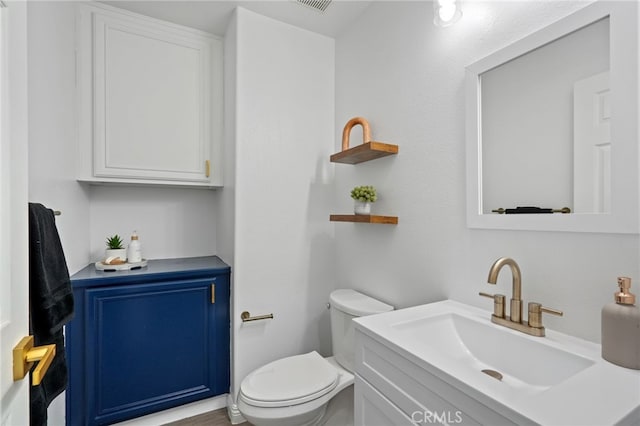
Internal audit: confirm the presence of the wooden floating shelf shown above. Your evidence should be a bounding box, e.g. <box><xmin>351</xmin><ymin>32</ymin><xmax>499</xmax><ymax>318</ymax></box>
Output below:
<box><xmin>330</xmin><ymin>214</ymin><xmax>398</xmax><ymax>224</ymax></box>
<box><xmin>330</xmin><ymin>142</ymin><xmax>398</xmax><ymax>165</ymax></box>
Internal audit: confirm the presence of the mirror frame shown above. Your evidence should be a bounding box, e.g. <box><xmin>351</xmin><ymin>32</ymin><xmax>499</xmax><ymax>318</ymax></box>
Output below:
<box><xmin>466</xmin><ymin>1</ymin><xmax>638</xmax><ymax>233</ymax></box>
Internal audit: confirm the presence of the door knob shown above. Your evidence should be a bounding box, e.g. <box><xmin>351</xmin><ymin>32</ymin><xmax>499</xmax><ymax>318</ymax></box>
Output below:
<box><xmin>13</xmin><ymin>335</ymin><xmax>56</xmax><ymax>386</ymax></box>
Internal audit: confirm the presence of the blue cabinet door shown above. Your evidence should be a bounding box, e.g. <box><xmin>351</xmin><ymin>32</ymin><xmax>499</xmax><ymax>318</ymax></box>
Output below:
<box><xmin>76</xmin><ymin>275</ymin><xmax>229</xmax><ymax>425</ymax></box>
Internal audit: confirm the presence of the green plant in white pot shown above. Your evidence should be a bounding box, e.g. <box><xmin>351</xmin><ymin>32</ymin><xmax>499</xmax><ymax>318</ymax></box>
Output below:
<box><xmin>105</xmin><ymin>234</ymin><xmax>127</xmax><ymax>264</ymax></box>
<box><xmin>351</xmin><ymin>185</ymin><xmax>377</xmax><ymax>215</ymax></box>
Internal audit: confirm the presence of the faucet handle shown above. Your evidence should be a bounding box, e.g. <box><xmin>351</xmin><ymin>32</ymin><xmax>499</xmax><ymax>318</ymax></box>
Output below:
<box><xmin>528</xmin><ymin>302</ymin><xmax>563</xmax><ymax>328</ymax></box>
<box><xmin>479</xmin><ymin>292</ymin><xmax>506</xmax><ymax>319</ymax></box>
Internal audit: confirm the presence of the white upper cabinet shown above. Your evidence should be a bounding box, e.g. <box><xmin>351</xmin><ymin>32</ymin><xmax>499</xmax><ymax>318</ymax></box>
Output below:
<box><xmin>76</xmin><ymin>4</ymin><xmax>223</xmax><ymax>188</ymax></box>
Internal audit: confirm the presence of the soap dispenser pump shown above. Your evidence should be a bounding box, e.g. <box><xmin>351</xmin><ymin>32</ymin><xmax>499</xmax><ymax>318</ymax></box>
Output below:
<box><xmin>601</xmin><ymin>277</ymin><xmax>640</xmax><ymax>369</ymax></box>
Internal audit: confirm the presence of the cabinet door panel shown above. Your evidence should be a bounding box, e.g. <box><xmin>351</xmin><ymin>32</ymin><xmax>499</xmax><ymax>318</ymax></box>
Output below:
<box><xmin>85</xmin><ymin>278</ymin><xmax>221</xmax><ymax>424</ymax></box>
<box><xmin>355</xmin><ymin>375</ymin><xmax>417</xmax><ymax>426</ymax></box>
<box><xmin>93</xmin><ymin>13</ymin><xmax>211</xmax><ymax>182</ymax></box>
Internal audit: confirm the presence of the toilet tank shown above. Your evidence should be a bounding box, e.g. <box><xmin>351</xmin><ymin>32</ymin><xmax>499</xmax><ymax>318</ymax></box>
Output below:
<box><xmin>329</xmin><ymin>289</ymin><xmax>393</xmax><ymax>372</ymax></box>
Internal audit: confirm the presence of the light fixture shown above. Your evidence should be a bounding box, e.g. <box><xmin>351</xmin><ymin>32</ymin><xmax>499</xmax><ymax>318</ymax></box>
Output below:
<box><xmin>434</xmin><ymin>0</ymin><xmax>462</xmax><ymax>27</ymax></box>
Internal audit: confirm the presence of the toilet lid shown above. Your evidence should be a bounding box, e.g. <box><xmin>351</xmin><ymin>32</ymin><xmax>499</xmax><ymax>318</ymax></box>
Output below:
<box><xmin>330</xmin><ymin>289</ymin><xmax>394</xmax><ymax>316</ymax></box>
<box><xmin>239</xmin><ymin>351</ymin><xmax>338</xmax><ymax>408</ymax></box>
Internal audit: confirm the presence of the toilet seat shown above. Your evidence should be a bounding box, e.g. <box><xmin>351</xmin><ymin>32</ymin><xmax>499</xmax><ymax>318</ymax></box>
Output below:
<box><xmin>239</xmin><ymin>351</ymin><xmax>338</xmax><ymax>408</ymax></box>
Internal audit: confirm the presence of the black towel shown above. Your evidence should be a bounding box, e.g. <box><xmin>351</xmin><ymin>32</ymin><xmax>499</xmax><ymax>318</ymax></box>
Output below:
<box><xmin>28</xmin><ymin>203</ymin><xmax>74</xmax><ymax>426</ymax></box>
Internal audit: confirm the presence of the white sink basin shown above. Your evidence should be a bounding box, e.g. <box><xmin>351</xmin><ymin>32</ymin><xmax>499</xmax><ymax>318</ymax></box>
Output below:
<box><xmin>392</xmin><ymin>312</ymin><xmax>594</xmax><ymax>390</ymax></box>
<box><xmin>354</xmin><ymin>300</ymin><xmax>640</xmax><ymax>425</ymax></box>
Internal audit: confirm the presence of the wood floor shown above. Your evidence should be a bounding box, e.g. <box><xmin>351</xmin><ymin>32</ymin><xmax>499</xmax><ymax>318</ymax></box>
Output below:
<box><xmin>163</xmin><ymin>408</ymin><xmax>251</xmax><ymax>426</ymax></box>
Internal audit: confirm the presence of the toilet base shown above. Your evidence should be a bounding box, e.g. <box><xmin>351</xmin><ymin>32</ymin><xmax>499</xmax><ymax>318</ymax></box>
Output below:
<box><xmin>239</xmin><ymin>403</ymin><xmax>326</xmax><ymax>426</ymax></box>
<box><xmin>321</xmin><ymin>386</ymin><xmax>354</xmax><ymax>426</ymax></box>
<box><xmin>238</xmin><ymin>357</ymin><xmax>354</xmax><ymax>426</ymax></box>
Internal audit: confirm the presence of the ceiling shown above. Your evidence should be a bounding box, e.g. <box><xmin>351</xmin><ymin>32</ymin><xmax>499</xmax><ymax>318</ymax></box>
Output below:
<box><xmin>100</xmin><ymin>0</ymin><xmax>374</xmax><ymax>37</ymax></box>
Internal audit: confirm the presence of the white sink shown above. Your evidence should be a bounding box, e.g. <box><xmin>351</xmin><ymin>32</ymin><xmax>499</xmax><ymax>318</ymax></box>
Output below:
<box><xmin>354</xmin><ymin>300</ymin><xmax>640</xmax><ymax>425</ymax></box>
<box><xmin>392</xmin><ymin>312</ymin><xmax>594</xmax><ymax>390</ymax></box>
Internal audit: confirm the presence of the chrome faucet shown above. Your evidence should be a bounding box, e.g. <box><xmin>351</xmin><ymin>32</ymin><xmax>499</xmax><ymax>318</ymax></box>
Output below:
<box><xmin>480</xmin><ymin>257</ymin><xmax>563</xmax><ymax>337</ymax></box>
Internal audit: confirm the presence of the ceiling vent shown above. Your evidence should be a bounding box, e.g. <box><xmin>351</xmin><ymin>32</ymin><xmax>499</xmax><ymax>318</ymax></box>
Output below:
<box><xmin>295</xmin><ymin>0</ymin><xmax>332</xmax><ymax>13</ymax></box>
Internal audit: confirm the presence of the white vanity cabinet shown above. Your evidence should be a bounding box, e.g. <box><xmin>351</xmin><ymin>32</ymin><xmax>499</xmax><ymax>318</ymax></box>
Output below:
<box><xmin>76</xmin><ymin>4</ymin><xmax>223</xmax><ymax>187</ymax></box>
<box><xmin>354</xmin><ymin>329</ymin><xmax>531</xmax><ymax>426</ymax></box>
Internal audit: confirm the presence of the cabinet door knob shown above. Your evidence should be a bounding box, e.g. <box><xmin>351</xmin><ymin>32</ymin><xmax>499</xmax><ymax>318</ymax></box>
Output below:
<box><xmin>205</xmin><ymin>160</ymin><xmax>211</xmax><ymax>178</ymax></box>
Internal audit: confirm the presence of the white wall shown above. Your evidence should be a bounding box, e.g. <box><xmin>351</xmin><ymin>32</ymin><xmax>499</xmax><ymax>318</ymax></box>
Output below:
<box><xmin>231</xmin><ymin>7</ymin><xmax>335</xmax><ymax>399</ymax></box>
<box><xmin>88</xmin><ymin>186</ymin><xmax>217</xmax><ymax>261</ymax></box>
<box><xmin>27</xmin><ymin>1</ymin><xmax>91</xmax><ymax>275</ymax></box>
<box><xmin>215</xmin><ymin>9</ymin><xmax>238</xmax><ymax>415</ymax></box>
<box><xmin>334</xmin><ymin>0</ymin><xmax>638</xmax><ymax>343</ymax></box>
<box><xmin>216</xmin><ymin>9</ymin><xmax>237</xmax><ymax>282</ymax></box>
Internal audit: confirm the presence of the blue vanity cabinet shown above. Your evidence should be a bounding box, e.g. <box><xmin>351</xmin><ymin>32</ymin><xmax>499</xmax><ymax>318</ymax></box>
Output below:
<box><xmin>66</xmin><ymin>257</ymin><xmax>230</xmax><ymax>426</ymax></box>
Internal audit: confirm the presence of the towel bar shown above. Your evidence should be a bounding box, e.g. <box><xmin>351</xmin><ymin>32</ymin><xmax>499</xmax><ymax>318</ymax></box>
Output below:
<box><xmin>491</xmin><ymin>207</ymin><xmax>571</xmax><ymax>214</ymax></box>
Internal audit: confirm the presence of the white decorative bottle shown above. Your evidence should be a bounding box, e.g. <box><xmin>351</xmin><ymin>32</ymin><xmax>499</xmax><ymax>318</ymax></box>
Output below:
<box><xmin>601</xmin><ymin>277</ymin><xmax>640</xmax><ymax>369</ymax></box>
<box><xmin>127</xmin><ymin>231</ymin><xmax>142</xmax><ymax>263</ymax></box>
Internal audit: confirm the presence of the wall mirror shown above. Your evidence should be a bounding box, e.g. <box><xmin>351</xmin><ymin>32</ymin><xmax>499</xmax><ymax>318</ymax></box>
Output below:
<box><xmin>466</xmin><ymin>1</ymin><xmax>638</xmax><ymax>233</ymax></box>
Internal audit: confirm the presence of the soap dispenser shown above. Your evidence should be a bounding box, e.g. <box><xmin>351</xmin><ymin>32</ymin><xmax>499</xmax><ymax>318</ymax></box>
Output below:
<box><xmin>127</xmin><ymin>231</ymin><xmax>142</xmax><ymax>263</ymax></box>
<box><xmin>601</xmin><ymin>277</ymin><xmax>640</xmax><ymax>369</ymax></box>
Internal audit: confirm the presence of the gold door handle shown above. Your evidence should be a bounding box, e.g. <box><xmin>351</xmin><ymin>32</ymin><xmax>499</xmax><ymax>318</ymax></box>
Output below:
<box><xmin>13</xmin><ymin>336</ymin><xmax>56</xmax><ymax>386</ymax></box>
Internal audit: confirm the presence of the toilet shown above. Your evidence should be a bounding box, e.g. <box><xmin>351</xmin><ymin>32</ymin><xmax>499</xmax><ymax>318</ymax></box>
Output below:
<box><xmin>237</xmin><ymin>289</ymin><xmax>393</xmax><ymax>426</ymax></box>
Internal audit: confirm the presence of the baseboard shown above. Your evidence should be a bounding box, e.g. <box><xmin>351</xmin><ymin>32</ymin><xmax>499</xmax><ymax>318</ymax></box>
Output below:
<box><xmin>114</xmin><ymin>394</ymin><xmax>228</xmax><ymax>425</ymax></box>
<box><xmin>226</xmin><ymin>394</ymin><xmax>246</xmax><ymax>425</ymax></box>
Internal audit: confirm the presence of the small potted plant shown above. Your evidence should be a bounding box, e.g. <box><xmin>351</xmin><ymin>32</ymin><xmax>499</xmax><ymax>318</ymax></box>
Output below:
<box><xmin>351</xmin><ymin>185</ymin><xmax>377</xmax><ymax>215</ymax></box>
<box><xmin>105</xmin><ymin>234</ymin><xmax>127</xmax><ymax>263</ymax></box>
